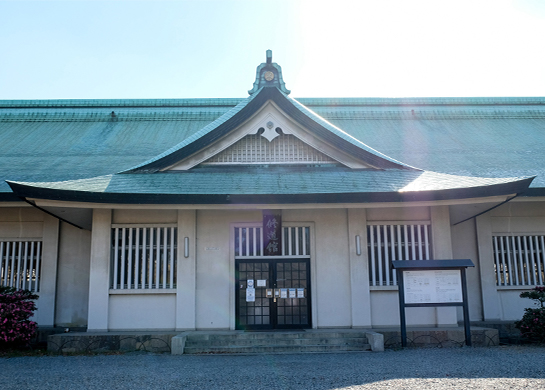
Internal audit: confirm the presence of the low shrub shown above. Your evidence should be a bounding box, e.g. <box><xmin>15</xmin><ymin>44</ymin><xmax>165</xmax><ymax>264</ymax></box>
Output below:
<box><xmin>515</xmin><ymin>286</ymin><xmax>545</xmax><ymax>343</ymax></box>
<box><xmin>0</xmin><ymin>286</ymin><xmax>38</xmax><ymax>348</ymax></box>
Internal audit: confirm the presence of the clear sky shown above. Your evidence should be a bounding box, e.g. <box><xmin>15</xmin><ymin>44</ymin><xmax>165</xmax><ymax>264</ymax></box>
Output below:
<box><xmin>1</xmin><ymin>0</ymin><xmax>544</xmax><ymax>99</ymax></box>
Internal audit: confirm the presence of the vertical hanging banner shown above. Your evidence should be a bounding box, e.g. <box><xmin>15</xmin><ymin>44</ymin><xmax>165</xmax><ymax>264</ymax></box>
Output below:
<box><xmin>263</xmin><ymin>210</ymin><xmax>282</xmax><ymax>256</ymax></box>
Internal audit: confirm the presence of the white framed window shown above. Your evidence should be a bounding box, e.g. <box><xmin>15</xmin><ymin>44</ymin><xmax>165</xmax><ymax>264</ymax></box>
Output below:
<box><xmin>493</xmin><ymin>235</ymin><xmax>545</xmax><ymax>286</ymax></box>
<box><xmin>0</xmin><ymin>240</ymin><xmax>42</xmax><ymax>292</ymax></box>
<box><xmin>110</xmin><ymin>225</ymin><xmax>177</xmax><ymax>290</ymax></box>
<box><xmin>367</xmin><ymin>223</ymin><xmax>432</xmax><ymax>286</ymax></box>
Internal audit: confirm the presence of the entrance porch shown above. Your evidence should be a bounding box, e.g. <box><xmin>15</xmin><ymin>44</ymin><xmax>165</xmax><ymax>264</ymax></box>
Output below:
<box><xmin>46</xmin><ymin>326</ymin><xmax>500</xmax><ymax>354</ymax></box>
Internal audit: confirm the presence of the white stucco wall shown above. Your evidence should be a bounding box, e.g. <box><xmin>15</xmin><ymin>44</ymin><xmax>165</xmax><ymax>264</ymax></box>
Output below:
<box><xmin>284</xmin><ymin>209</ymin><xmax>352</xmax><ymax>328</ymax></box>
<box><xmin>0</xmin><ymin>207</ymin><xmax>44</xmax><ymax>238</ymax></box>
<box><xmin>108</xmin><ymin>294</ymin><xmax>176</xmax><ymax>330</ymax></box>
<box><xmin>195</xmin><ymin>209</ymin><xmax>260</xmax><ymax>330</ymax></box>
<box><xmin>55</xmin><ymin>222</ymin><xmax>91</xmax><ymax>327</ymax></box>
<box><xmin>370</xmin><ymin>290</ymin><xmax>436</xmax><ymax>326</ymax></box>
<box><xmin>450</xmin><ymin>205</ymin><xmax>483</xmax><ymax>321</ymax></box>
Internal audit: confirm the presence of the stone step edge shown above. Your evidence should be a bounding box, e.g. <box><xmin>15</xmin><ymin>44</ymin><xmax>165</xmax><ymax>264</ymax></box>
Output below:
<box><xmin>172</xmin><ymin>331</ymin><xmax>384</xmax><ymax>354</ymax></box>
<box><xmin>185</xmin><ymin>333</ymin><xmax>372</xmax><ymax>340</ymax></box>
<box><xmin>183</xmin><ymin>344</ymin><xmax>372</xmax><ymax>354</ymax></box>
<box><xmin>184</xmin><ymin>339</ymin><xmax>369</xmax><ymax>347</ymax></box>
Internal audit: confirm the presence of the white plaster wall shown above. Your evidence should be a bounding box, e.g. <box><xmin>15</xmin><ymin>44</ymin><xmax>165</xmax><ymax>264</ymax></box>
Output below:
<box><xmin>108</xmin><ymin>294</ymin><xmax>176</xmax><ymax>330</ymax></box>
<box><xmin>195</xmin><ymin>209</ymin><xmax>261</xmax><ymax>329</ymax></box>
<box><xmin>284</xmin><ymin>209</ymin><xmax>352</xmax><ymax>328</ymax></box>
<box><xmin>366</xmin><ymin>206</ymin><xmax>430</xmax><ymax>222</ymax></box>
<box><xmin>489</xmin><ymin>201</ymin><xmax>545</xmax><ymax>233</ymax></box>
<box><xmin>370</xmin><ymin>290</ymin><xmax>436</xmax><ymax>326</ymax></box>
<box><xmin>0</xmin><ymin>207</ymin><xmax>44</xmax><ymax>238</ymax></box>
<box><xmin>112</xmin><ymin>209</ymin><xmax>178</xmax><ymax>224</ymax></box>
<box><xmin>498</xmin><ymin>290</ymin><xmax>531</xmax><ymax>321</ymax></box>
<box><xmin>55</xmin><ymin>221</ymin><xmax>91</xmax><ymax>327</ymax></box>
<box><xmin>450</xmin><ymin>205</ymin><xmax>483</xmax><ymax>321</ymax></box>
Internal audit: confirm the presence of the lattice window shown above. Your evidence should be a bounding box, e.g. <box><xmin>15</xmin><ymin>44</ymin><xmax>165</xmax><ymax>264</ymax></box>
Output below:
<box><xmin>368</xmin><ymin>223</ymin><xmax>432</xmax><ymax>286</ymax></box>
<box><xmin>0</xmin><ymin>240</ymin><xmax>42</xmax><ymax>292</ymax></box>
<box><xmin>204</xmin><ymin>134</ymin><xmax>337</xmax><ymax>165</ymax></box>
<box><xmin>493</xmin><ymin>235</ymin><xmax>545</xmax><ymax>286</ymax></box>
<box><xmin>235</xmin><ymin>226</ymin><xmax>311</xmax><ymax>258</ymax></box>
<box><xmin>111</xmin><ymin>226</ymin><xmax>177</xmax><ymax>290</ymax></box>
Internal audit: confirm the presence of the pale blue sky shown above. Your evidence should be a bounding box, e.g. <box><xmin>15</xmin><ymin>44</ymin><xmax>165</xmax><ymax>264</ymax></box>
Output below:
<box><xmin>1</xmin><ymin>0</ymin><xmax>544</xmax><ymax>99</ymax></box>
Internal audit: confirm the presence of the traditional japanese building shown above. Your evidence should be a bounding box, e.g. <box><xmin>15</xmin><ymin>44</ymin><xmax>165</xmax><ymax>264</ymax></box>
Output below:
<box><xmin>1</xmin><ymin>51</ymin><xmax>543</xmax><ymax>334</ymax></box>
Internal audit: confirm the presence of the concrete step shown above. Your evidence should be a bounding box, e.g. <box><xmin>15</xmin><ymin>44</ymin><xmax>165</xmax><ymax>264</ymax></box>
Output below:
<box><xmin>184</xmin><ymin>343</ymin><xmax>372</xmax><ymax>354</ymax></box>
<box><xmin>181</xmin><ymin>331</ymin><xmax>372</xmax><ymax>354</ymax></box>
<box><xmin>185</xmin><ymin>336</ymin><xmax>370</xmax><ymax>348</ymax></box>
<box><xmin>186</xmin><ymin>331</ymin><xmax>369</xmax><ymax>341</ymax></box>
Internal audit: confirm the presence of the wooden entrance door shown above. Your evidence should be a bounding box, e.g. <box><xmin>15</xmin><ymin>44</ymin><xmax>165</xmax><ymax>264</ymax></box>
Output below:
<box><xmin>235</xmin><ymin>259</ymin><xmax>311</xmax><ymax>330</ymax></box>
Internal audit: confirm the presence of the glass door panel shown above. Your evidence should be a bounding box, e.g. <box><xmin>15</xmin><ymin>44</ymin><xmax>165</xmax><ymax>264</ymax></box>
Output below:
<box><xmin>235</xmin><ymin>259</ymin><xmax>310</xmax><ymax>330</ymax></box>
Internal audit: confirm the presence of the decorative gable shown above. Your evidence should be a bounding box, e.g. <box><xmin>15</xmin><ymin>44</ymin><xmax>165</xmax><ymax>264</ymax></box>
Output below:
<box><xmin>201</xmin><ymin>133</ymin><xmax>338</xmax><ymax>165</ymax></box>
<box><xmin>166</xmin><ymin>101</ymin><xmax>373</xmax><ymax>170</ymax></box>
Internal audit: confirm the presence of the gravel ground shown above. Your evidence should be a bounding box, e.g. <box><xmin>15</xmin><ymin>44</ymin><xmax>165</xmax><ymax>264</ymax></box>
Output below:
<box><xmin>2</xmin><ymin>345</ymin><xmax>545</xmax><ymax>390</ymax></box>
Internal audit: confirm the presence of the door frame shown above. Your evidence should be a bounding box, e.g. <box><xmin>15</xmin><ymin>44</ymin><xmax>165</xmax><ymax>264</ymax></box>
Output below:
<box><xmin>235</xmin><ymin>258</ymin><xmax>312</xmax><ymax>330</ymax></box>
<box><xmin>229</xmin><ymin>221</ymin><xmax>317</xmax><ymax>330</ymax></box>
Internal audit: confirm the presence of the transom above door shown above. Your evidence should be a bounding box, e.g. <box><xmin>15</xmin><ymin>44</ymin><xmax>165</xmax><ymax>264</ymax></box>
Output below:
<box><xmin>235</xmin><ymin>226</ymin><xmax>310</xmax><ymax>257</ymax></box>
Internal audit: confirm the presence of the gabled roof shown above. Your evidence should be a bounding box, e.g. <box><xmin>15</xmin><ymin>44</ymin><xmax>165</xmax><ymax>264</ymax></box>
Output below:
<box><xmin>0</xmin><ymin>52</ymin><xmax>542</xmax><ymax>210</ymax></box>
<box><xmin>123</xmin><ymin>87</ymin><xmax>411</xmax><ymax>173</ymax></box>
<box><xmin>5</xmin><ymin>83</ymin><xmax>535</xmax><ymax>207</ymax></box>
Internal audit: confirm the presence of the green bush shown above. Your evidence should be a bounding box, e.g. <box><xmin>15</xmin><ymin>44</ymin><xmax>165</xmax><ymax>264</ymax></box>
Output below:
<box><xmin>0</xmin><ymin>286</ymin><xmax>38</xmax><ymax>348</ymax></box>
<box><xmin>515</xmin><ymin>286</ymin><xmax>545</xmax><ymax>343</ymax></box>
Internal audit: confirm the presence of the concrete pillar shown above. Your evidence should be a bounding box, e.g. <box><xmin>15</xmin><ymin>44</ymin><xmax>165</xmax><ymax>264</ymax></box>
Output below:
<box><xmin>347</xmin><ymin>208</ymin><xmax>372</xmax><ymax>327</ymax></box>
<box><xmin>176</xmin><ymin>210</ymin><xmax>197</xmax><ymax>330</ymax></box>
<box><xmin>476</xmin><ymin>214</ymin><xmax>501</xmax><ymax>320</ymax></box>
<box><xmin>38</xmin><ymin>214</ymin><xmax>60</xmax><ymax>327</ymax></box>
<box><xmin>87</xmin><ymin>209</ymin><xmax>111</xmax><ymax>331</ymax></box>
<box><xmin>430</xmin><ymin>205</ymin><xmax>457</xmax><ymax>326</ymax></box>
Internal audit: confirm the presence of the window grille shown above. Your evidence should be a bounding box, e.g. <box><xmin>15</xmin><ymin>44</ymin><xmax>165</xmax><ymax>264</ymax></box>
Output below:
<box><xmin>235</xmin><ymin>226</ymin><xmax>310</xmax><ymax>258</ymax></box>
<box><xmin>204</xmin><ymin>134</ymin><xmax>337</xmax><ymax>165</ymax></box>
<box><xmin>493</xmin><ymin>235</ymin><xmax>545</xmax><ymax>286</ymax></box>
<box><xmin>0</xmin><ymin>240</ymin><xmax>42</xmax><ymax>292</ymax></box>
<box><xmin>368</xmin><ymin>223</ymin><xmax>432</xmax><ymax>286</ymax></box>
<box><xmin>111</xmin><ymin>226</ymin><xmax>177</xmax><ymax>290</ymax></box>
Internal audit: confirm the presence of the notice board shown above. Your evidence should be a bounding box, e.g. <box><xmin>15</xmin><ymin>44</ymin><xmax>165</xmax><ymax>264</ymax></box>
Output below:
<box><xmin>403</xmin><ymin>269</ymin><xmax>463</xmax><ymax>304</ymax></box>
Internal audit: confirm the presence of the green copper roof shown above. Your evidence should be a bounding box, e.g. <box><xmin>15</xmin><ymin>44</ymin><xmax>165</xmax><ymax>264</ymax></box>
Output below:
<box><xmin>1</xmin><ymin>95</ymin><xmax>544</xmax><ymax>202</ymax></box>
<box><xmin>7</xmin><ymin>167</ymin><xmax>534</xmax><ymax>204</ymax></box>
<box><xmin>123</xmin><ymin>87</ymin><xmax>411</xmax><ymax>173</ymax></box>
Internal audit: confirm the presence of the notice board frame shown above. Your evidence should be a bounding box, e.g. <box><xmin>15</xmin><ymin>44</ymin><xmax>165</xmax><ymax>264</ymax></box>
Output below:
<box><xmin>391</xmin><ymin>259</ymin><xmax>475</xmax><ymax>347</ymax></box>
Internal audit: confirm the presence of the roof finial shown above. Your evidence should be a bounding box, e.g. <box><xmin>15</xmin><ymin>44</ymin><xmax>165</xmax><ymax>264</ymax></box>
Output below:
<box><xmin>248</xmin><ymin>50</ymin><xmax>290</xmax><ymax>95</ymax></box>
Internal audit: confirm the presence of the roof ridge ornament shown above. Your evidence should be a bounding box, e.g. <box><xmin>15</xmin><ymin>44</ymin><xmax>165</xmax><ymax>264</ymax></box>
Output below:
<box><xmin>248</xmin><ymin>50</ymin><xmax>291</xmax><ymax>95</ymax></box>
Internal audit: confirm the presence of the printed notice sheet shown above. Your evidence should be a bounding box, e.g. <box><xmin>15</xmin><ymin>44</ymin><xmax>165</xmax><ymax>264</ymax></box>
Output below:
<box><xmin>403</xmin><ymin>270</ymin><xmax>462</xmax><ymax>304</ymax></box>
<box><xmin>246</xmin><ymin>288</ymin><xmax>255</xmax><ymax>302</ymax></box>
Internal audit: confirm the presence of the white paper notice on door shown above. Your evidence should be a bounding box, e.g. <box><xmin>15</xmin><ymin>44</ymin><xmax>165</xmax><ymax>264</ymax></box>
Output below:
<box><xmin>247</xmin><ymin>279</ymin><xmax>254</xmax><ymax>288</ymax></box>
<box><xmin>257</xmin><ymin>279</ymin><xmax>266</xmax><ymax>287</ymax></box>
<box><xmin>297</xmin><ymin>288</ymin><xmax>305</xmax><ymax>298</ymax></box>
<box><xmin>280</xmin><ymin>288</ymin><xmax>288</xmax><ymax>298</ymax></box>
<box><xmin>289</xmin><ymin>288</ymin><xmax>296</xmax><ymax>298</ymax></box>
<box><xmin>246</xmin><ymin>288</ymin><xmax>255</xmax><ymax>302</ymax></box>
